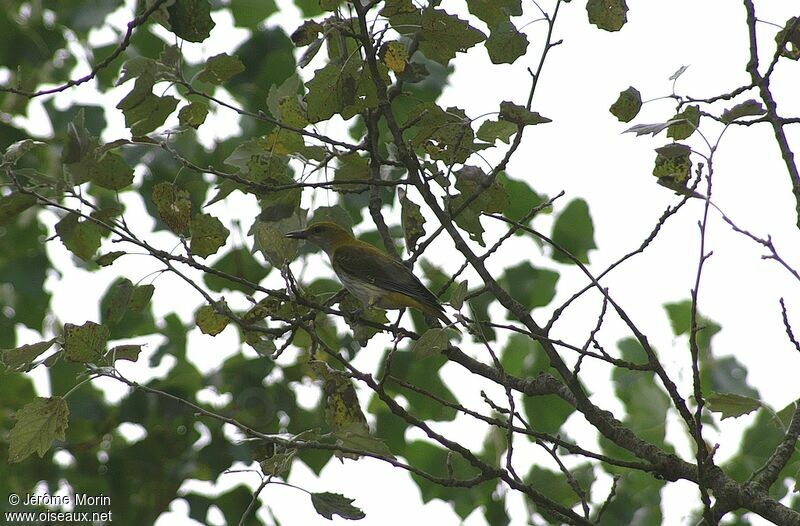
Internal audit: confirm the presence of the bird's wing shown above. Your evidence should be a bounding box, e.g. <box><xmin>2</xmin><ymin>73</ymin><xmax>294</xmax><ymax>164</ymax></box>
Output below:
<box><xmin>332</xmin><ymin>243</ymin><xmax>443</xmax><ymax>310</ymax></box>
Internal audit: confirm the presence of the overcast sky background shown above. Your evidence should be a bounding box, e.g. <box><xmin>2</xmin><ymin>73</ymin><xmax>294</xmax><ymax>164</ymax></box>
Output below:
<box><xmin>13</xmin><ymin>0</ymin><xmax>800</xmax><ymax>524</ymax></box>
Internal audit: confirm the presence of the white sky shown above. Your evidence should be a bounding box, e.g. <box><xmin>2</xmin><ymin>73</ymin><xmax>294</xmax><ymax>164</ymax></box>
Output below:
<box><xmin>13</xmin><ymin>0</ymin><xmax>800</xmax><ymax>525</ymax></box>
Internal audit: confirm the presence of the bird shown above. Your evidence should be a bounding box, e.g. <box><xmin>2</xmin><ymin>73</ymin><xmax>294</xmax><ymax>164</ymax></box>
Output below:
<box><xmin>285</xmin><ymin>222</ymin><xmax>455</xmax><ymax>328</ymax></box>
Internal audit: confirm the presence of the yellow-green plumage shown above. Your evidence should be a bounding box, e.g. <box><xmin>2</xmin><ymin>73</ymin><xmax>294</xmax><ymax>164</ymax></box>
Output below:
<box><xmin>285</xmin><ymin>222</ymin><xmax>452</xmax><ymax>325</ymax></box>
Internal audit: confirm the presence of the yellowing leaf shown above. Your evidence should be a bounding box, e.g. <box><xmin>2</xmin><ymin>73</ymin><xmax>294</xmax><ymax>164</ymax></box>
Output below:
<box><xmin>381</xmin><ymin>41</ymin><xmax>408</xmax><ymax>73</ymax></box>
<box><xmin>64</xmin><ymin>321</ymin><xmax>109</xmax><ymax>363</ymax></box>
<box><xmin>196</xmin><ymin>305</ymin><xmax>230</xmax><ymax>336</ymax></box>
<box><xmin>152</xmin><ymin>182</ymin><xmax>192</xmax><ymax>234</ymax></box>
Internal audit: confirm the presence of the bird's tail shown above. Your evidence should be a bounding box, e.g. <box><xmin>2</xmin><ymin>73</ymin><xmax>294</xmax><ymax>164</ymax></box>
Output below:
<box><xmin>422</xmin><ymin>303</ymin><xmax>461</xmax><ymax>333</ymax></box>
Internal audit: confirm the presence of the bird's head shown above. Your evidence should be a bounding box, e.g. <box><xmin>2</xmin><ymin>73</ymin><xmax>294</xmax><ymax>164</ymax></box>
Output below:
<box><xmin>285</xmin><ymin>221</ymin><xmax>353</xmax><ymax>253</ymax></box>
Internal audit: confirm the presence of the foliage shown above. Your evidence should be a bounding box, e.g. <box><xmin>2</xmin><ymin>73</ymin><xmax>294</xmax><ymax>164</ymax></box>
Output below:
<box><xmin>1</xmin><ymin>1</ymin><xmax>800</xmax><ymax>525</ymax></box>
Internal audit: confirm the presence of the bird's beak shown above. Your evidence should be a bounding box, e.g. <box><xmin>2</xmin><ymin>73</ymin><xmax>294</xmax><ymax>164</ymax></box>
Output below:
<box><xmin>285</xmin><ymin>229</ymin><xmax>308</xmax><ymax>240</ymax></box>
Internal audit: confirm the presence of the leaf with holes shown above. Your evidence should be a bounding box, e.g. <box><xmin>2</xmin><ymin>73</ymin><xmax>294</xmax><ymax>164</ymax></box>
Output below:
<box><xmin>586</xmin><ymin>0</ymin><xmax>628</xmax><ymax>32</ymax></box>
<box><xmin>64</xmin><ymin>321</ymin><xmax>109</xmax><ymax>363</ymax></box>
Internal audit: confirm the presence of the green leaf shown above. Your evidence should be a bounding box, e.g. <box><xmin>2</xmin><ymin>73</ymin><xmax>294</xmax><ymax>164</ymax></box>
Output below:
<box><xmin>312</xmin><ymin>361</ymin><xmax>369</xmax><ymax>435</ymax></box>
<box><xmin>399</xmin><ymin>188</ymin><xmax>425</xmax><ymax>253</ymax></box>
<box><xmin>115</xmin><ymin>71</ymin><xmax>179</xmax><ymax>136</ymax></box>
<box><xmin>333</xmin><ymin>153</ymin><xmax>370</xmax><ymax>192</ymax></box>
<box><xmin>586</xmin><ymin>0</ymin><xmax>628</xmax><ymax>32</ymax></box>
<box><xmin>252</xmin><ymin>220</ymin><xmax>298</xmax><ymax>266</ymax></box>
<box><xmin>204</xmin><ymin>248</ymin><xmax>270</xmax><ymax>294</ymax></box>
<box><xmin>721</xmin><ymin>99</ymin><xmax>766</xmax><ymax>124</ymax></box>
<box><xmin>413</xmin><ymin>328</ymin><xmax>450</xmax><ymax>358</ymax></box>
<box><xmin>105</xmin><ymin>344</ymin><xmax>143</xmax><ymax>363</ymax></box>
<box><xmin>551</xmin><ymin>199</ymin><xmax>596</xmax><ymax>264</ymax></box>
<box><xmin>319</xmin><ymin>0</ymin><xmax>342</xmax><ymax>11</ymax></box>
<box><xmin>466</xmin><ymin>0</ymin><xmax>522</xmax><ymax>27</ymax></box>
<box><xmin>178</xmin><ymin>102</ymin><xmax>209</xmax><ymax>128</ymax></box>
<box><xmin>498</xmin><ymin>172</ymin><xmax>546</xmax><ymax>222</ymax></box>
<box><xmin>55</xmin><ymin>213</ymin><xmax>102</xmax><ymax>261</ymax></box>
<box><xmin>450</xmin><ymin>280</ymin><xmax>468</xmax><ymax>310</ymax></box>
<box><xmin>2</xmin><ymin>339</ymin><xmax>56</xmax><ymax>371</ymax></box>
<box><xmin>244</xmin><ymin>332</ymin><xmax>277</xmax><ymax>356</ymax></box>
<box><xmin>776</xmin><ymin>17</ymin><xmax>800</xmax><ymax>60</ymax></box>
<box><xmin>476</xmin><ymin>119</ymin><xmax>517</xmax><ymax>144</ymax></box>
<box><xmin>63</xmin><ymin>321</ymin><xmax>109</xmax><ymax>363</ymax></box>
<box><xmin>664</xmin><ymin>301</ymin><xmax>692</xmax><ymax>336</ymax></box>
<box><xmin>310</xmin><ymin>206</ymin><xmax>353</xmax><ymax>231</ymax></box>
<box><xmin>499</xmin><ymin>101</ymin><xmax>551</xmax><ymax>126</ymax></box>
<box><xmin>291</xmin><ymin>20</ymin><xmax>323</xmax><ymax>46</ymax></box>
<box><xmin>129</xmin><ymin>284</ymin><xmax>155</xmax><ymax>312</ymax></box>
<box><xmin>91</xmin><ymin>150</ymin><xmax>135</xmax><ymax>190</ymax></box>
<box><xmin>612</xmin><ymin>339</ymin><xmax>670</xmax><ymax>448</ymax></box>
<box><xmin>526</xmin><ymin>464</ymin><xmax>594</xmax><ymax>519</ymax></box>
<box><xmin>8</xmin><ymin>397</ymin><xmax>69</xmax><ymax>463</ymax></box>
<box><xmin>310</xmin><ymin>492</ymin><xmax>366</xmax><ymax>521</ymax></box>
<box><xmin>195</xmin><ymin>305</ymin><xmax>229</xmax><ymax>336</ymax></box>
<box><xmin>158</xmin><ymin>0</ymin><xmax>216</xmax><ymax>43</ymax></box>
<box><xmin>380</xmin><ymin>0</ymin><xmax>416</xmax><ymax>18</ymax></box>
<box><xmin>260</xmin><ymin>449</ymin><xmax>295</xmax><ymax>477</ymax></box>
<box><xmin>0</xmin><ymin>192</ymin><xmax>36</xmax><ymax>226</ymax></box>
<box><xmin>190</xmin><ymin>213</ymin><xmax>229</xmax><ymax>258</ymax></box>
<box><xmin>499</xmin><ymin>262</ymin><xmax>558</xmax><ymax>310</ymax></box>
<box><xmin>667</xmin><ymin>105</ymin><xmax>700</xmax><ymax>140</ymax></box>
<box><xmin>485</xmin><ymin>21</ymin><xmax>529</xmax><ymax>65</ymax></box>
<box><xmin>501</xmin><ymin>334</ymin><xmax>575</xmax><ymax>433</ymax></box>
<box><xmin>449</xmin><ymin>166</ymin><xmax>510</xmax><ymax>246</ymax></box>
<box><xmin>418</xmin><ymin>9</ymin><xmax>486</xmax><ymax>66</ymax></box>
<box><xmin>653</xmin><ymin>143</ymin><xmax>692</xmax><ymax>185</ymax></box>
<box><xmin>609</xmin><ymin>86</ymin><xmax>642</xmax><ymax>123</ymax></box>
<box><xmin>403</xmin><ymin>103</ymin><xmax>480</xmax><ymax>164</ymax></box>
<box><xmin>304</xmin><ymin>61</ymin><xmax>359</xmax><ymax>123</ymax></box>
<box><xmin>102</xmin><ymin>278</ymin><xmax>134</xmax><ymax>325</ymax></box>
<box><xmin>333</xmin><ymin>422</ymin><xmax>395</xmax><ymax>458</ymax></box>
<box><xmin>196</xmin><ymin>53</ymin><xmax>245</xmax><ymax>84</ymax></box>
<box><xmin>230</xmin><ymin>0</ymin><xmax>277</xmax><ymax>28</ymax></box>
<box><xmin>707</xmin><ymin>393</ymin><xmax>762</xmax><ymax>420</ymax></box>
